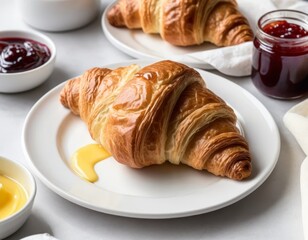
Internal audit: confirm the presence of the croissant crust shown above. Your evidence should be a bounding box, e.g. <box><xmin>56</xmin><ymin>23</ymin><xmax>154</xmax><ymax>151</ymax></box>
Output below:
<box><xmin>107</xmin><ymin>0</ymin><xmax>253</xmax><ymax>46</ymax></box>
<box><xmin>60</xmin><ymin>60</ymin><xmax>252</xmax><ymax>180</ymax></box>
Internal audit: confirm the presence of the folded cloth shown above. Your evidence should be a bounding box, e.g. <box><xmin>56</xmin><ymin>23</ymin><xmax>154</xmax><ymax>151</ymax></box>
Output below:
<box><xmin>283</xmin><ymin>98</ymin><xmax>308</xmax><ymax>240</ymax></box>
<box><xmin>170</xmin><ymin>41</ymin><xmax>253</xmax><ymax>77</ymax></box>
<box><xmin>172</xmin><ymin>0</ymin><xmax>307</xmax><ymax>77</ymax></box>
<box><xmin>21</xmin><ymin>233</ymin><xmax>59</xmax><ymax>240</ymax></box>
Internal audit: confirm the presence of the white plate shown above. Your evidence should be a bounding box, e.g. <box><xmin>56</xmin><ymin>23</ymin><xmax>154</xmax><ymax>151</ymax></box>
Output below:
<box><xmin>101</xmin><ymin>2</ymin><xmax>217</xmax><ymax>69</ymax></box>
<box><xmin>22</xmin><ymin>60</ymin><xmax>280</xmax><ymax>219</ymax></box>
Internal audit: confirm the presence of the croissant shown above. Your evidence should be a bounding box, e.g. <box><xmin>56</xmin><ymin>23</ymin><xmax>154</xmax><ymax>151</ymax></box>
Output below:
<box><xmin>60</xmin><ymin>60</ymin><xmax>252</xmax><ymax>180</ymax></box>
<box><xmin>107</xmin><ymin>0</ymin><xmax>253</xmax><ymax>47</ymax></box>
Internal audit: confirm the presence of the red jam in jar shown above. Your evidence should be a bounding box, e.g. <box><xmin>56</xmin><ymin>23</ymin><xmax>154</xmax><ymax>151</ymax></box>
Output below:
<box><xmin>0</xmin><ymin>37</ymin><xmax>51</xmax><ymax>73</ymax></box>
<box><xmin>262</xmin><ymin>20</ymin><xmax>307</xmax><ymax>38</ymax></box>
<box><xmin>251</xmin><ymin>10</ymin><xmax>308</xmax><ymax>99</ymax></box>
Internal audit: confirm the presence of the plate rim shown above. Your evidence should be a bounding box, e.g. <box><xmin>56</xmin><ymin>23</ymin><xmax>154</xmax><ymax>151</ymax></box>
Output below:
<box><xmin>22</xmin><ymin>59</ymin><xmax>281</xmax><ymax>219</ymax></box>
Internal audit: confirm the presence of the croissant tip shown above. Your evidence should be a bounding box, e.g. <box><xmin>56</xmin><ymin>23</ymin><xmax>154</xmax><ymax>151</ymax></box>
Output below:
<box><xmin>107</xmin><ymin>4</ymin><xmax>125</xmax><ymax>27</ymax></box>
<box><xmin>59</xmin><ymin>92</ymin><xmax>68</xmax><ymax>108</ymax></box>
<box><xmin>230</xmin><ymin>160</ymin><xmax>252</xmax><ymax>180</ymax></box>
<box><xmin>59</xmin><ymin>83</ymin><xmax>71</xmax><ymax>109</ymax></box>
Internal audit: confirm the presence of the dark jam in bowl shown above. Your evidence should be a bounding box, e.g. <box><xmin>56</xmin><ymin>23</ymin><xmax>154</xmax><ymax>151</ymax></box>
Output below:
<box><xmin>0</xmin><ymin>37</ymin><xmax>51</xmax><ymax>73</ymax></box>
<box><xmin>251</xmin><ymin>10</ymin><xmax>308</xmax><ymax>99</ymax></box>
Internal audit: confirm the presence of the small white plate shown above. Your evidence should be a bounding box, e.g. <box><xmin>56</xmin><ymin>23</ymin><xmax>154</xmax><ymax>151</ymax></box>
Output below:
<box><xmin>101</xmin><ymin>2</ymin><xmax>217</xmax><ymax>69</ymax></box>
<box><xmin>22</xmin><ymin>60</ymin><xmax>280</xmax><ymax>219</ymax></box>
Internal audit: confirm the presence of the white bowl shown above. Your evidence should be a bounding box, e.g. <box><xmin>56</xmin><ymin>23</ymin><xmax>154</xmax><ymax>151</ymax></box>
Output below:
<box><xmin>0</xmin><ymin>156</ymin><xmax>36</xmax><ymax>239</ymax></box>
<box><xmin>18</xmin><ymin>0</ymin><xmax>101</xmax><ymax>32</ymax></box>
<box><xmin>0</xmin><ymin>30</ymin><xmax>56</xmax><ymax>93</ymax></box>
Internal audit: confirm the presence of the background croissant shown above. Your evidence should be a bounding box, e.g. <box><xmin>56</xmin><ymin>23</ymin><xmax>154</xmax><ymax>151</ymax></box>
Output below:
<box><xmin>60</xmin><ymin>60</ymin><xmax>252</xmax><ymax>180</ymax></box>
<box><xmin>107</xmin><ymin>0</ymin><xmax>253</xmax><ymax>46</ymax></box>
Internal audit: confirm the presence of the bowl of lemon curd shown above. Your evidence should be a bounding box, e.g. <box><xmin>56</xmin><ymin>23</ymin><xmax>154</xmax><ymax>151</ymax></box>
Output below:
<box><xmin>0</xmin><ymin>156</ymin><xmax>36</xmax><ymax>239</ymax></box>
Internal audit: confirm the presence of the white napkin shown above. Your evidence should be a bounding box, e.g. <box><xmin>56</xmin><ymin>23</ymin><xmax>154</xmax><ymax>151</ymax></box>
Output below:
<box><xmin>21</xmin><ymin>233</ymin><xmax>59</xmax><ymax>240</ymax></box>
<box><xmin>283</xmin><ymin>98</ymin><xmax>308</xmax><ymax>240</ymax></box>
<box><xmin>172</xmin><ymin>0</ymin><xmax>307</xmax><ymax>77</ymax></box>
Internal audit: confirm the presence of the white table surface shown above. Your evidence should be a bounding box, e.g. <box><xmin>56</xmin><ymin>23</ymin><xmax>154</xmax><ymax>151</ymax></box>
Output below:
<box><xmin>0</xmin><ymin>0</ymin><xmax>306</xmax><ymax>239</ymax></box>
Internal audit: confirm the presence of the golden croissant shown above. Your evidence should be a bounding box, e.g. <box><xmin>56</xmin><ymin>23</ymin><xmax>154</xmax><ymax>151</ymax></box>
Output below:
<box><xmin>107</xmin><ymin>0</ymin><xmax>253</xmax><ymax>47</ymax></box>
<box><xmin>60</xmin><ymin>60</ymin><xmax>252</xmax><ymax>180</ymax></box>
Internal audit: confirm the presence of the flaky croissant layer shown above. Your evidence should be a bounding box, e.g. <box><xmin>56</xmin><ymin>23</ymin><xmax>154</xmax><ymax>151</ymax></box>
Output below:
<box><xmin>60</xmin><ymin>60</ymin><xmax>252</xmax><ymax>180</ymax></box>
<box><xmin>107</xmin><ymin>0</ymin><xmax>253</xmax><ymax>46</ymax></box>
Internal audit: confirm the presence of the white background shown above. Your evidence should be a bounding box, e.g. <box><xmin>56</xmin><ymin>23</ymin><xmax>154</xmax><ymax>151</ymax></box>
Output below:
<box><xmin>0</xmin><ymin>0</ymin><xmax>306</xmax><ymax>239</ymax></box>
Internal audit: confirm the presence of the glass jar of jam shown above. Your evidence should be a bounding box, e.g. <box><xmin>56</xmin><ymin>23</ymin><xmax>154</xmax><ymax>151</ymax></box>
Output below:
<box><xmin>251</xmin><ymin>10</ymin><xmax>308</xmax><ymax>99</ymax></box>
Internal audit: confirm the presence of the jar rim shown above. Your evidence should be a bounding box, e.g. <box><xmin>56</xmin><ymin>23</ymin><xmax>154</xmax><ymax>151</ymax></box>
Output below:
<box><xmin>257</xmin><ymin>9</ymin><xmax>308</xmax><ymax>42</ymax></box>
